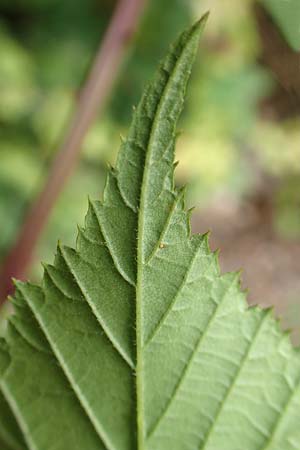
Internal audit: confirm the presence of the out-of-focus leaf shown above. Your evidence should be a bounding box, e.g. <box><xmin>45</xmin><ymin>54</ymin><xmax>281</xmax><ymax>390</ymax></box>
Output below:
<box><xmin>32</xmin><ymin>89</ymin><xmax>74</xmax><ymax>147</ymax></box>
<box><xmin>275</xmin><ymin>176</ymin><xmax>300</xmax><ymax>239</ymax></box>
<box><xmin>261</xmin><ymin>0</ymin><xmax>300</xmax><ymax>51</ymax></box>
<box><xmin>0</xmin><ymin>25</ymin><xmax>35</xmax><ymax>121</ymax></box>
<box><xmin>252</xmin><ymin>120</ymin><xmax>300</xmax><ymax>176</ymax></box>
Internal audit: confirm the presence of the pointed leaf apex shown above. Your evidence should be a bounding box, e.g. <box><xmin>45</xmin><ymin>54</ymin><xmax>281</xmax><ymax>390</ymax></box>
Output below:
<box><xmin>192</xmin><ymin>12</ymin><xmax>210</xmax><ymax>36</ymax></box>
<box><xmin>12</xmin><ymin>278</ymin><xmax>22</xmax><ymax>288</ymax></box>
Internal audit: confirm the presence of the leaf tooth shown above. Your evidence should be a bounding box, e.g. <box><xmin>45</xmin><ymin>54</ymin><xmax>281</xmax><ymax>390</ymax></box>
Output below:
<box><xmin>8</xmin><ymin>284</ymin><xmax>50</xmax><ymax>355</ymax></box>
<box><xmin>93</xmin><ymin>169</ymin><xmax>131</xmax><ymax>209</ymax></box>
<box><xmin>43</xmin><ymin>263</ymin><xmax>83</xmax><ymax>303</ymax></box>
<box><xmin>82</xmin><ymin>201</ymin><xmax>136</xmax><ymax>287</ymax></box>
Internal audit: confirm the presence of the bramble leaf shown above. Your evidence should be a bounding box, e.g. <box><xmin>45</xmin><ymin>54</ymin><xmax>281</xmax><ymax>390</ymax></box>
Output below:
<box><xmin>1</xmin><ymin>15</ymin><xmax>300</xmax><ymax>450</ymax></box>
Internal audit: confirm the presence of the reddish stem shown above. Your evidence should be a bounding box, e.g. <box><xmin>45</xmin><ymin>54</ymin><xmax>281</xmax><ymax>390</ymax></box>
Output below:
<box><xmin>0</xmin><ymin>0</ymin><xmax>147</xmax><ymax>305</ymax></box>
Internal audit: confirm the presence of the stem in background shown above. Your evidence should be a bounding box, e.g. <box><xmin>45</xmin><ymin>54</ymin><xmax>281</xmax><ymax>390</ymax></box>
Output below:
<box><xmin>0</xmin><ymin>0</ymin><xmax>147</xmax><ymax>305</ymax></box>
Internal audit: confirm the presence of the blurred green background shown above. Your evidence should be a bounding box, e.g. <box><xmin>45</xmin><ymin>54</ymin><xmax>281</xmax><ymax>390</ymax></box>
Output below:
<box><xmin>0</xmin><ymin>0</ymin><xmax>300</xmax><ymax>335</ymax></box>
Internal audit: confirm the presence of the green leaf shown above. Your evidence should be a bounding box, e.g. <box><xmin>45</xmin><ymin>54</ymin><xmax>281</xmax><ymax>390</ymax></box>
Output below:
<box><xmin>0</xmin><ymin>343</ymin><xmax>26</xmax><ymax>450</ymax></box>
<box><xmin>1</xmin><ymin>15</ymin><xmax>300</xmax><ymax>450</ymax></box>
<box><xmin>261</xmin><ymin>0</ymin><xmax>300</xmax><ymax>51</ymax></box>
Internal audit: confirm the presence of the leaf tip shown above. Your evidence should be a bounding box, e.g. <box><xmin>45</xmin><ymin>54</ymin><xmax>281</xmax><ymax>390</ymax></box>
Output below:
<box><xmin>192</xmin><ymin>11</ymin><xmax>210</xmax><ymax>37</ymax></box>
<box><xmin>12</xmin><ymin>278</ymin><xmax>23</xmax><ymax>289</ymax></box>
<box><xmin>41</xmin><ymin>261</ymin><xmax>48</xmax><ymax>271</ymax></box>
<box><xmin>187</xmin><ymin>206</ymin><xmax>196</xmax><ymax>220</ymax></box>
<box><xmin>202</xmin><ymin>230</ymin><xmax>211</xmax><ymax>247</ymax></box>
<box><xmin>77</xmin><ymin>224</ymin><xmax>84</xmax><ymax>234</ymax></box>
<box><xmin>56</xmin><ymin>240</ymin><xmax>64</xmax><ymax>255</ymax></box>
<box><xmin>201</xmin><ymin>10</ymin><xmax>210</xmax><ymax>23</ymax></box>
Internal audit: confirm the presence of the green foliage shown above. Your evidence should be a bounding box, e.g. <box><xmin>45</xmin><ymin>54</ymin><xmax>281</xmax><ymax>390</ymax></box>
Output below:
<box><xmin>262</xmin><ymin>0</ymin><xmax>300</xmax><ymax>51</ymax></box>
<box><xmin>0</xmin><ymin>144</ymin><xmax>42</xmax><ymax>259</ymax></box>
<box><xmin>1</xmin><ymin>18</ymin><xmax>300</xmax><ymax>450</ymax></box>
<box><xmin>251</xmin><ymin>119</ymin><xmax>300</xmax><ymax>240</ymax></box>
<box><xmin>274</xmin><ymin>176</ymin><xmax>300</xmax><ymax>240</ymax></box>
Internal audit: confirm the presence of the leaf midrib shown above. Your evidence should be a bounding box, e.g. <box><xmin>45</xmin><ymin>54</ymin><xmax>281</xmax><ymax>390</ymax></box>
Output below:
<box><xmin>135</xmin><ymin>35</ymin><xmax>195</xmax><ymax>450</ymax></box>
